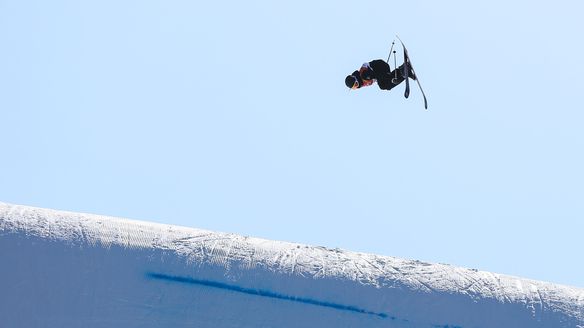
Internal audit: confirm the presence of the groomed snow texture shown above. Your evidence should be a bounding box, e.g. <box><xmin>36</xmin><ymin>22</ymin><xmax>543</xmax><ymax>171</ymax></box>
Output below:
<box><xmin>1</xmin><ymin>202</ymin><xmax>583</xmax><ymax>327</ymax></box>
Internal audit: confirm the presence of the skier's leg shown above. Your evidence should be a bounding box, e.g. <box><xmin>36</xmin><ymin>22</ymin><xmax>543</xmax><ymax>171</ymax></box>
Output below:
<box><xmin>397</xmin><ymin>63</ymin><xmax>416</xmax><ymax>81</ymax></box>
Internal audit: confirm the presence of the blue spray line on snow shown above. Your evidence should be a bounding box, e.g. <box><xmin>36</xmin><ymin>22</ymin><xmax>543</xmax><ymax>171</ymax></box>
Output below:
<box><xmin>147</xmin><ymin>272</ymin><xmax>391</xmax><ymax>319</ymax></box>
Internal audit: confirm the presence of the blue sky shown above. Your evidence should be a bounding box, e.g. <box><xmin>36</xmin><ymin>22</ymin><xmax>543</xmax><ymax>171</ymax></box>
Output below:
<box><xmin>1</xmin><ymin>0</ymin><xmax>583</xmax><ymax>287</ymax></box>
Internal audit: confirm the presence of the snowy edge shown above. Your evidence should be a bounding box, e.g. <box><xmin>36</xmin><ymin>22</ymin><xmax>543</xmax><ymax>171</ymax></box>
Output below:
<box><xmin>1</xmin><ymin>201</ymin><xmax>583</xmax><ymax>326</ymax></box>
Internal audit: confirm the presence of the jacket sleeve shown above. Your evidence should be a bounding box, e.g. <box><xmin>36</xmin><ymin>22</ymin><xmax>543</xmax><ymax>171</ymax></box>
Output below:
<box><xmin>359</xmin><ymin>63</ymin><xmax>374</xmax><ymax>80</ymax></box>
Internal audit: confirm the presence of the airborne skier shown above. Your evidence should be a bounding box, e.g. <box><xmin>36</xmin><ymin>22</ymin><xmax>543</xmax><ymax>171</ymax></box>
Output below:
<box><xmin>345</xmin><ymin>37</ymin><xmax>428</xmax><ymax>109</ymax></box>
<box><xmin>344</xmin><ymin>60</ymin><xmax>414</xmax><ymax>91</ymax></box>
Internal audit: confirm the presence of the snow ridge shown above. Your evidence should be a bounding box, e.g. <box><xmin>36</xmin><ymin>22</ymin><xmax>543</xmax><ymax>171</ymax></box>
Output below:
<box><xmin>1</xmin><ymin>202</ymin><xmax>583</xmax><ymax>328</ymax></box>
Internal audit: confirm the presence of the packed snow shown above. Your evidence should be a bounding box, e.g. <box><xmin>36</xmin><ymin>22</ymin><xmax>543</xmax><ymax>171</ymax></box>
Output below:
<box><xmin>1</xmin><ymin>202</ymin><xmax>583</xmax><ymax>327</ymax></box>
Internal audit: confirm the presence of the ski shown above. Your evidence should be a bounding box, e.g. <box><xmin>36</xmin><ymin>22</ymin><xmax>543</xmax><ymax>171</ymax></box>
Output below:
<box><xmin>397</xmin><ymin>36</ymin><xmax>428</xmax><ymax>110</ymax></box>
<box><xmin>403</xmin><ymin>46</ymin><xmax>410</xmax><ymax>99</ymax></box>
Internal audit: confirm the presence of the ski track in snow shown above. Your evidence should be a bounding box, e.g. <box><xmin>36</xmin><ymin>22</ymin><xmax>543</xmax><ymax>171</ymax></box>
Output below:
<box><xmin>145</xmin><ymin>272</ymin><xmax>390</xmax><ymax>318</ymax></box>
<box><xmin>0</xmin><ymin>202</ymin><xmax>583</xmax><ymax>328</ymax></box>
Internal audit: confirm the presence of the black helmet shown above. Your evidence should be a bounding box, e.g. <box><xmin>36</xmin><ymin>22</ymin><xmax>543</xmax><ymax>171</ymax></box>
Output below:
<box><xmin>345</xmin><ymin>75</ymin><xmax>358</xmax><ymax>89</ymax></box>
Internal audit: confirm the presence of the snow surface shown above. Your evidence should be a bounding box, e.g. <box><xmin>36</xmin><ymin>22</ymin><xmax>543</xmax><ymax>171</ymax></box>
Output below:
<box><xmin>0</xmin><ymin>202</ymin><xmax>583</xmax><ymax>328</ymax></box>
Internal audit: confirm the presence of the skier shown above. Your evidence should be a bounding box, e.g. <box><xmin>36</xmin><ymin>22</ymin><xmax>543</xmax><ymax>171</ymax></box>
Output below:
<box><xmin>344</xmin><ymin>59</ymin><xmax>415</xmax><ymax>91</ymax></box>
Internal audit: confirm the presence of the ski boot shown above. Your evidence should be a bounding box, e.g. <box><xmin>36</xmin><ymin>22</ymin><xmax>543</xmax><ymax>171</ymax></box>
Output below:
<box><xmin>402</xmin><ymin>63</ymin><xmax>416</xmax><ymax>81</ymax></box>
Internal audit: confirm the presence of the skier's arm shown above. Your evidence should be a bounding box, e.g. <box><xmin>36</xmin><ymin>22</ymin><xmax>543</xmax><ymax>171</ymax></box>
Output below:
<box><xmin>359</xmin><ymin>63</ymin><xmax>374</xmax><ymax>80</ymax></box>
<box><xmin>357</xmin><ymin>63</ymin><xmax>375</xmax><ymax>87</ymax></box>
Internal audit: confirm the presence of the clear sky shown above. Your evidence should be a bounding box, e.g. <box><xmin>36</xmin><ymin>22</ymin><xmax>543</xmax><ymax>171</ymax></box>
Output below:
<box><xmin>1</xmin><ymin>0</ymin><xmax>583</xmax><ymax>288</ymax></box>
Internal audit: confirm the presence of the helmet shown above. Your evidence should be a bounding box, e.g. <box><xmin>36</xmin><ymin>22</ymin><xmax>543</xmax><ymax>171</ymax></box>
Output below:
<box><xmin>345</xmin><ymin>75</ymin><xmax>358</xmax><ymax>89</ymax></box>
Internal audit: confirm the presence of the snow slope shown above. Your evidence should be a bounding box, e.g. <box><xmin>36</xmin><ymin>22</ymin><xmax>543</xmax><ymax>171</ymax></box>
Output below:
<box><xmin>0</xmin><ymin>202</ymin><xmax>582</xmax><ymax>328</ymax></box>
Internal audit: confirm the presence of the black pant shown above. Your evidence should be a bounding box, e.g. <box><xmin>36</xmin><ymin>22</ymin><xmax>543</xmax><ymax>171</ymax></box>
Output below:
<box><xmin>369</xmin><ymin>60</ymin><xmax>407</xmax><ymax>91</ymax></box>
